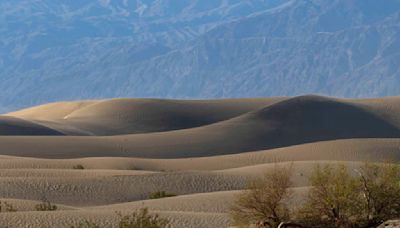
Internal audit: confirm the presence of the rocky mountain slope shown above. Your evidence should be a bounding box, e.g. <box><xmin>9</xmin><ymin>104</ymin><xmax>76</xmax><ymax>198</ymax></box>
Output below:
<box><xmin>1</xmin><ymin>0</ymin><xmax>400</xmax><ymax>111</ymax></box>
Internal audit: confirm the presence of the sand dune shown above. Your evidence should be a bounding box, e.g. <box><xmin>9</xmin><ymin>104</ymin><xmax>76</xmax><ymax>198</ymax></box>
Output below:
<box><xmin>0</xmin><ymin>210</ymin><xmax>230</xmax><ymax>228</ymax></box>
<box><xmin>6</xmin><ymin>101</ymin><xmax>96</xmax><ymax>120</ymax></box>
<box><xmin>1</xmin><ymin>96</ymin><xmax>400</xmax><ymax>158</ymax></box>
<box><xmin>1</xmin><ymin>95</ymin><xmax>400</xmax><ymax>227</ymax></box>
<box><xmin>6</xmin><ymin>98</ymin><xmax>285</xmax><ymax>136</ymax></box>
<box><xmin>0</xmin><ymin>116</ymin><xmax>64</xmax><ymax>136</ymax></box>
<box><xmin>0</xmin><ymin>138</ymin><xmax>399</xmax><ymax>171</ymax></box>
<box><xmin>0</xmin><ymin>198</ymin><xmax>76</xmax><ymax>211</ymax></box>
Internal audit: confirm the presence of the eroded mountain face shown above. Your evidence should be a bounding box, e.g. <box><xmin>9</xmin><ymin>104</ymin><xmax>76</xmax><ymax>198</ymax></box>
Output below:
<box><xmin>1</xmin><ymin>0</ymin><xmax>400</xmax><ymax>111</ymax></box>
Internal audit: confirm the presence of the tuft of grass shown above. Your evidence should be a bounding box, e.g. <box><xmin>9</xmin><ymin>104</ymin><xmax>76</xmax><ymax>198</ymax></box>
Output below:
<box><xmin>148</xmin><ymin>191</ymin><xmax>176</xmax><ymax>200</ymax></box>
<box><xmin>72</xmin><ymin>208</ymin><xmax>170</xmax><ymax>228</ymax></box>
<box><xmin>117</xmin><ymin>208</ymin><xmax>170</xmax><ymax>228</ymax></box>
<box><xmin>70</xmin><ymin>221</ymin><xmax>100</xmax><ymax>228</ymax></box>
<box><xmin>73</xmin><ymin>164</ymin><xmax>85</xmax><ymax>169</ymax></box>
<box><xmin>34</xmin><ymin>200</ymin><xmax>57</xmax><ymax>211</ymax></box>
<box><xmin>0</xmin><ymin>200</ymin><xmax>17</xmax><ymax>212</ymax></box>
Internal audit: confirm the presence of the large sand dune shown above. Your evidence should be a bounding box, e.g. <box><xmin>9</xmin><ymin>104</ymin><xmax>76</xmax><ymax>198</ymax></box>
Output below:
<box><xmin>6</xmin><ymin>98</ymin><xmax>285</xmax><ymax>136</ymax></box>
<box><xmin>1</xmin><ymin>95</ymin><xmax>400</xmax><ymax>227</ymax></box>
<box><xmin>2</xmin><ymin>95</ymin><xmax>400</xmax><ymax>158</ymax></box>
<box><xmin>0</xmin><ymin>116</ymin><xmax>64</xmax><ymax>136</ymax></box>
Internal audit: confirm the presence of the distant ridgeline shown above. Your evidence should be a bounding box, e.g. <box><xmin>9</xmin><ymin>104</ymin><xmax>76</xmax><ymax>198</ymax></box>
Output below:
<box><xmin>1</xmin><ymin>0</ymin><xmax>400</xmax><ymax>111</ymax></box>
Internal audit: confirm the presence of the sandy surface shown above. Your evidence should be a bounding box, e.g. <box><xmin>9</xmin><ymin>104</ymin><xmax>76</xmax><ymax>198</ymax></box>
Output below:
<box><xmin>1</xmin><ymin>95</ymin><xmax>400</xmax><ymax>227</ymax></box>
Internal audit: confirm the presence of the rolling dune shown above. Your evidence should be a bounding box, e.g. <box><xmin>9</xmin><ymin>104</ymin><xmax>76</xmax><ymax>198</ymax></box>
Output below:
<box><xmin>6</xmin><ymin>97</ymin><xmax>285</xmax><ymax>136</ymax></box>
<box><xmin>1</xmin><ymin>95</ymin><xmax>400</xmax><ymax>227</ymax></box>
<box><xmin>0</xmin><ymin>116</ymin><xmax>64</xmax><ymax>136</ymax></box>
<box><xmin>1</xmin><ymin>95</ymin><xmax>400</xmax><ymax>158</ymax></box>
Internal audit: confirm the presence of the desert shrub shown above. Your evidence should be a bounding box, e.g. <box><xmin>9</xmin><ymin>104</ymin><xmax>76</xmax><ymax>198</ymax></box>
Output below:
<box><xmin>117</xmin><ymin>208</ymin><xmax>170</xmax><ymax>228</ymax></box>
<box><xmin>35</xmin><ymin>199</ymin><xmax>57</xmax><ymax>211</ymax></box>
<box><xmin>296</xmin><ymin>162</ymin><xmax>400</xmax><ymax>228</ymax></box>
<box><xmin>70</xmin><ymin>221</ymin><xmax>101</xmax><ymax>228</ymax></box>
<box><xmin>230</xmin><ymin>165</ymin><xmax>295</xmax><ymax>228</ymax></box>
<box><xmin>71</xmin><ymin>208</ymin><xmax>169</xmax><ymax>228</ymax></box>
<box><xmin>296</xmin><ymin>164</ymin><xmax>365</xmax><ymax>228</ymax></box>
<box><xmin>357</xmin><ymin>162</ymin><xmax>400</xmax><ymax>227</ymax></box>
<box><xmin>73</xmin><ymin>164</ymin><xmax>85</xmax><ymax>169</ymax></box>
<box><xmin>0</xmin><ymin>201</ymin><xmax>17</xmax><ymax>212</ymax></box>
<box><xmin>148</xmin><ymin>191</ymin><xmax>176</xmax><ymax>199</ymax></box>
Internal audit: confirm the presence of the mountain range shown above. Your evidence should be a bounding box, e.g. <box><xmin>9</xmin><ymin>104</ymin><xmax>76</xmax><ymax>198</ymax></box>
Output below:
<box><xmin>1</xmin><ymin>0</ymin><xmax>400</xmax><ymax>111</ymax></box>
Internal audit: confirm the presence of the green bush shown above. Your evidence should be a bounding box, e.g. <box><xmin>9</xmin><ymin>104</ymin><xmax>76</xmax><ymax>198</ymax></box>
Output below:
<box><xmin>148</xmin><ymin>191</ymin><xmax>176</xmax><ymax>200</ymax></box>
<box><xmin>230</xmin><ymin>165</ymin><xmax>294</xmax><ymax>228</ymax></box>
<box><xmin>296</xmin><ymin>163</ymin><xmax>400</xmax><ymax>227</ymax></box>
<box><xmin>296</xmin><ymin>164</ymin><xmax>364</xmax><ymax>227</ymax></box>
<box><xmin>230</xmin><ymin>162</ymin><xmax>400</xmax><ymax>228</ymax></box>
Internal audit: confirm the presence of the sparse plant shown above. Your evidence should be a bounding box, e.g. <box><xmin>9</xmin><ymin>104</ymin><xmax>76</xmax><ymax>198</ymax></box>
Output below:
<box><xmin>35</xmin><ymin>198</ymin><xmax>57</xmax><ymax>211</ymax></box>
<box><xmin>356</xmin><ymin>162</ymin><xmax>400</xmax><ymax>227</ymax></box>
<box><xmin>295</xmin><ymin>162</ymin><xmax>400</xmax><ymax>228</ymax></box>
<box><xmin>0</xmin><ymin>201</ymin><xmax>17</xmax><ymax>212</ymax></box>
<box><xmin>70</xmin><ymin>220</ymin><xmax>101</xmax><ymax>228</ymax></box>
<box><xmin>73</xmin><ymin>164</ymin><xmax>85</xmax><ymax>169</ymax></box>
<box><xmin>148</xmin><ymin>191</ymin><xmax>176</xmax><ymax>199</ymax></box>
<box><xmin>296</xmin><ymin>164</ymin><xmax>364</xmax><ymax>228</ymax></box>
<box><xmin>117</xmin><ymin>208</ymin><xmax>170</xmax><ymax>228</ymax></box>
<box><xmin>230</xmin><ymin>165</ymin><xmax>295</xmax><ymax>228</ymax></box>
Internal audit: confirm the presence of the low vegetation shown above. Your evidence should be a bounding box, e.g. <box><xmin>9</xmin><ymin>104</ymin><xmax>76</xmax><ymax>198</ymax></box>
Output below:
<box><xmin>231</xmin><ymin>162</ymin><xmax>400</xmax><ymax>228</ymax></box>
<box><xmin>73</xmin><ymin>164</ymin><xmax>85</xmax><ymax>169</ymax></box>
<box><xmin>231</xmin><ymin>165</ymin><xmax>293</xmax><ymax>227</ymax></box>
<box><xmin>70</xmin><ymin>221</ymin><xmax>100</xmax><ymax>228</ymax></box>
<box><xmin>0</xmin><ymin>201</ymin><xmax>17</xmax><ymax>212</ymax></box>
<box><xmin>71</xmin><ymin>208</ymin><xmax>170</xmax><ymax>228</ymax></box>
<box><xmin>35</xmin><ymin>199</ymin><xmax>57</xmax><ymax>211</ymax></box>
<box><xmin>148</xmin><ymin>191</ymin><xmax>176</xmax><ymax>199</ymax></box>
<box><xmin>117</xmin><ymin>208</ymin><xmax>170</xmax><ymax>228</ymax></box>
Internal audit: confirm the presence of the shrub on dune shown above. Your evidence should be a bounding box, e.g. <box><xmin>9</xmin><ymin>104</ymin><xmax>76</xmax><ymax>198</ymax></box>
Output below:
<box><xmin>71</xmin><ymin>208</ymin><xmax>170</xmax><ymax>228</ymax></box>
<box><xmin>230</xmin><ymin>165</ymin><xmax>295</xmax><ymax>228</ymax></box>
<box><xmin>297</xmin><ymin>163</ymin><xmax>400</xmax><ymax>228</ymax></box>
<box><xmin>0</xmin><ymin>200</ymin><xmax>17</xmax><ymax>212</ymax></box>
<box><xmin>148</xmin><ymin>191</ymin><xmax>176</xmax><ymax>200</ymax></box>
<box><xmin>117</xmin><ymin>208</ymin><xmax>170</xmax><ymax>228</ymax></box>
<box><xmin>34</xmin><ymin>198</ymin><xmax>57</xmax><ymax>211</ymax></box>
<box><xmin>231</xmin><ymin>162</ymin><xmax>400</xmax><ymax>228</ymax></box>
<box><xmin>73</xmin><ymin>164</ymin><xmax>85</xmax><ymax>169</ymax></box>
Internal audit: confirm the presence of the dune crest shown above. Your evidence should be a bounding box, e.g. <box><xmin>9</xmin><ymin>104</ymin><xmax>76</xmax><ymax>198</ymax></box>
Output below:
<box><xmin>2</xmin><ymin>95</ymin><xmax>400</xmax><ymax>227</ymax></box>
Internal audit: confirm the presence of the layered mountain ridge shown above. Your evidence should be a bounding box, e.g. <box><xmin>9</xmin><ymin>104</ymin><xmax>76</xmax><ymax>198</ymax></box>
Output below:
<box><xmin>1</xmin><ymin>0</ymin><xmax>400</xmax><ymax>111</ymax></box>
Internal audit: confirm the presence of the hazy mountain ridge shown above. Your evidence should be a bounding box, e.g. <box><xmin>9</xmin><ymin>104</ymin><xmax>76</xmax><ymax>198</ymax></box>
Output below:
<box><xmin>1</xmin><ymin>0</ymin><xmax>400</xmax><ymax>111</ymax></box>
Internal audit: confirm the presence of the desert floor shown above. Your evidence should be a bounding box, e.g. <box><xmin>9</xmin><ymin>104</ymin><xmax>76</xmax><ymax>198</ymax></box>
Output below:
<box><xmin>1</xmin><ymin>95</ymin><xmax>400</xmax><ymax>227</ymax></box>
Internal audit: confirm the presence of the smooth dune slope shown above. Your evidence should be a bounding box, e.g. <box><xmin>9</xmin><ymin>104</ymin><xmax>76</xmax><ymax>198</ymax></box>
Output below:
<box><xmin>1</xmin><ymin>95</ymin><xmax>400</xmax><ymax>158</ymax></box>
<box><xmin>6</xmin><ymin>97</ymin><xmax>286</xmax><ymax>136</ymax></box>
<box><xmin>1</xmin><ymin>95</ymin><xmax>400</xmax><ymax>227</ymax></box>
<box><xmin>0</xmin><ymin>138</ymin><xmax>399</xmax><ymax>171</ymax></box>
<box><xmin>0</xmin><ymin>116</ymin><xmax>64</xmax><ymax>136</ymax></box>
<box><xmin>6</xmin><ymin>101</ymin><xmax>96</xmax><ymax>120</ymax></box>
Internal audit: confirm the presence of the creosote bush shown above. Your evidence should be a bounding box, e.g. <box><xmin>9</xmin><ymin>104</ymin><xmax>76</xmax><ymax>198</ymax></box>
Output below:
<box><xmin>71</xmin><ymin>208</ymin><xmax>170</xmax><ymax>228</ymax></box>
<box><xmin>297</xmin><ymin>165</ymin><xmax>365</xmax><ymax>227</ymax></box>
<box><xmin>231</xmin><ymin>165</ymin><xmax>295</xmax><ymax>228</ymax></box>
<box><xmin>148</xmin><ymin>191</ymin><xmax>176</xmax><ymax>199</ymax></box>
<box><xmin>117</xmin><ymin>208</ymin><xmax>170</xmax><ymax>228</ymax></box>
<box><xmin>231</xmin><ymin>162</ymin><xmax>400</xmax><ymax>228</ymax></box>
<box><xmin>35</xmin><ymin>199</ymin><xmax>57</xmax><ymax>211</ymax></box>
<box><xmin>70</xmin><ymin>221</ymin><xmax>100</xmax><ymax>228</ymax></box>
<box><xmin>73</xmin><ymin>164</ymin><xmax>85</xmax><ymax>169</ymax></box>
<box><xmin>0</xmin><ymin>201</ymin><xmax>17</xmax><ymax>212</ymax></box>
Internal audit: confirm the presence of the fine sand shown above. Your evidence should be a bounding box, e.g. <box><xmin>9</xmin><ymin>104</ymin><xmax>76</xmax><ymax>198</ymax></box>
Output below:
<box><xmin>1</xmin><ymin>95</ymin><xmax>400</xmax><ymax>227</ymax></box>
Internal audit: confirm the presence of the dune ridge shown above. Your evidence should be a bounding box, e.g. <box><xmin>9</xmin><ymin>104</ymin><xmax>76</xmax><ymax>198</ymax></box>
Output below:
<box><xmin>1</xmin><ymin>95</ymin><xmax>400</xmax><ymax>227</ymax></box>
